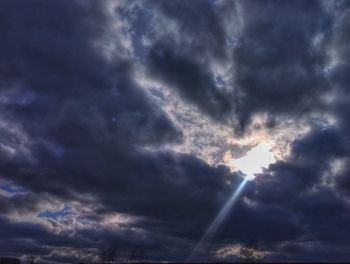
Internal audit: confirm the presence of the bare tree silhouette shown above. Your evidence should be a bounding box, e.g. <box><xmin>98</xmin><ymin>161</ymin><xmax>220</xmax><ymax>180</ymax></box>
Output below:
<box><xmin>127</xmin><ymin>249</ymin><xmax>145</xmax><ymax>263</ymax></box>
<box><xmin>237</xmin><ymin>240</ymin><xmax>265</xmax><ymax>263</ymax></box>
<box><xmin>99</xmin><ymin>247</ymin><xmax>117</xmax><ymax>264</ymax></box>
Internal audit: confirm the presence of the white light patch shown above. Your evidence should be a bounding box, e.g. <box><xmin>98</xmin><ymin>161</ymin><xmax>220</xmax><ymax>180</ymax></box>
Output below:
<box><xmin>227</xmin><ymin>142</ymin><xmax>276</xmax><ymax>180</ymax></box>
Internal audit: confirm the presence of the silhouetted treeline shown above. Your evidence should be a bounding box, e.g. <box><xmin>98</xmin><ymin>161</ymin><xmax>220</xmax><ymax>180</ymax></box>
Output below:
<box><xmin>97</xmin><ymin>247</ymin><xmax>146</xmax><ymax>264</ymax></box>
<box><xmin>0</xmin><ymin>257</ymin><xmax>20</xmax><ymax>264</ymax></box>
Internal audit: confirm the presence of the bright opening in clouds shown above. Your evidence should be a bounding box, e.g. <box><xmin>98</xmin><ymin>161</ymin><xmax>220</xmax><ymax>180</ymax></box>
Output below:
<box><xmin>233</xmin><ymin>142</ymin><xmax>276</xmax><ymax>180</ymax></box>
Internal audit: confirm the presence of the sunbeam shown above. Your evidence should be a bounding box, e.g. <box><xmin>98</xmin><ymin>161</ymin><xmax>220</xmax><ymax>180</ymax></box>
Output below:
<box><xmin>187</xmin><ymin>178</ymin><xmax>249</xmax><ymax>261</ymax></box>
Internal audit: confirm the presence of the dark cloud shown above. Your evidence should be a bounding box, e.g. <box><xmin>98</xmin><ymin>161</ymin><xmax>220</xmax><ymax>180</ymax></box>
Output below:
<box><xmin>147</xmin><ymin>0</ymin><xmax>227</xmax><ymax>59</ymax></box>
<box><xmin>243</xmin><ymin>125</ymin><xmax>350</xmax><ymax>260</ymax></box>
<box><xmin>148</xmin><ymin>46</ymin><xmax>233</xmax><ymax>120</ymax></box>
<box><xmin>144</xmin><ymin>0</ymin><xmax>332</xmax><ymax>132</ymax></box>
<box><xmin>1</xmin><ymin>0</ymin><xmax>350</xmax><ymax>262</ymax></box>
<box><xmin>232</xmin><ymin>0</ymin><xmax>331</xmax><ymax>130</ymax></box>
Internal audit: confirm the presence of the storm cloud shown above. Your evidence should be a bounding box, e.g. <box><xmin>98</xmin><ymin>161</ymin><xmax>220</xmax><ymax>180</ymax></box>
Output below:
<box><xmin>1</xmin><ymin>0</ymin><xmax>350</xmax><ymax>262</ymax></box>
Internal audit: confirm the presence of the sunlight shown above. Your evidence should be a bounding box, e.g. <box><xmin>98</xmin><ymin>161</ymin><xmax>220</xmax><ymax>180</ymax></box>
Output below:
<box><xmin>188</xmin><ymin>178</ymin><xmax>248</xmax><ymax>261</ymax></box>
<box><xmin>235</xmin><ymin>142</ymin><xmax>275</xmax><ymax>180</ymax></box>
<box><xmin>225</xmin><ymin>142</ymin><xmax>276</xmax><ymax>180</ymax></box>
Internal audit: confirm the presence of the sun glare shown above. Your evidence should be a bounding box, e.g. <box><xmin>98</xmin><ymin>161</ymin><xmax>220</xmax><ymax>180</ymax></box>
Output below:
<box><xmin>226</xmin><ymin>142</ymin><xmax>276</xmax><ymax>180</ymax></box>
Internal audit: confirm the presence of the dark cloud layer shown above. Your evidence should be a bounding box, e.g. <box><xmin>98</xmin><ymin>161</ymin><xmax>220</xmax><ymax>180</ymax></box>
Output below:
<box><xmin>1</xmin><ymin>0</ymin><xmax>350</xmax><ymax>263</ymax></box>
<box><xmin>232</xmin><ymin>0</ymin><xmax>331</xmax><ymax>130</ymax></box>
<box><xmin>148</xmin><ymin>46</ymin><xmax>233</xmax><ymax>120</ymax></box>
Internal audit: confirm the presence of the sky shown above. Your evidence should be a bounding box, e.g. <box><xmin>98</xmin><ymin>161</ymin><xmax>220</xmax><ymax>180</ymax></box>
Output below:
<box><xmin>1</xmin><ymin>0</ymin><xmax>350</xmax><ymax>262</ymax></box>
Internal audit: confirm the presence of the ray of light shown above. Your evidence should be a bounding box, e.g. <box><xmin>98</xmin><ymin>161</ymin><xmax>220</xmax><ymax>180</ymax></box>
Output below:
<box><xmin>187</xmin><ymin>178</ymin><xmax>248</xmax><ymax>262</ymax></box>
